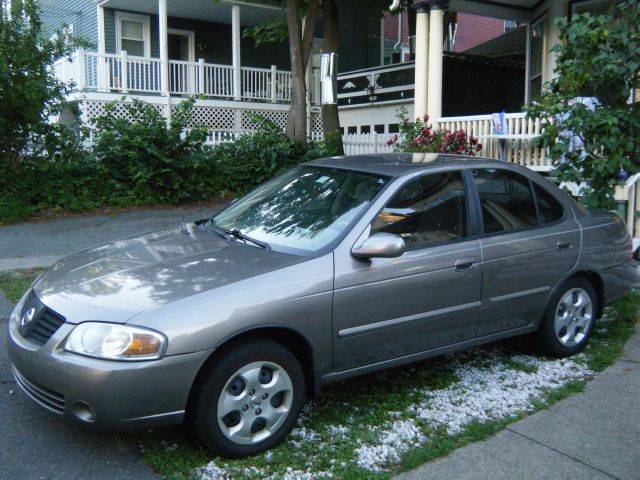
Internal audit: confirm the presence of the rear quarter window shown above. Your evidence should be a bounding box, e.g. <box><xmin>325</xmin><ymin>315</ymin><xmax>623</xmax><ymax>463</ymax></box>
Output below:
<box><xmin>533</xmin><ymin>182</ymin><xmax>564</xmax><ymax>224</ymax></box>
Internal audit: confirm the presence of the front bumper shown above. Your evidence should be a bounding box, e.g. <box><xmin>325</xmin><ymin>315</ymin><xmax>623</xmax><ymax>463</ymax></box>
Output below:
<box><xmin>8</xmin><ymin>309</ymin><xmax>213</xmax><ymax>428</ymax></box>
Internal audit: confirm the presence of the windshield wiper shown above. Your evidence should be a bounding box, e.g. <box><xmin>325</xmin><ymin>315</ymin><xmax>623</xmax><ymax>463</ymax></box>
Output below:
<box><xmin>197</xmin><ymin>219</ymin><xmax>232</xmax><ymax>241</ymax></box>
<box><xmin>207</xmin><ymin>220</ymin><xmax>270</xmax><ymax>251</ymax></box>
<box><xmin>228</xmin><ymin>229</ymin><xmax>271</xmax><ymax>251</ymax></box>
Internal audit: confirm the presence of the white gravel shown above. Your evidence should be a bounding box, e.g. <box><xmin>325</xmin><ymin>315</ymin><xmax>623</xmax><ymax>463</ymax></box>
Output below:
<box><xmin>409</xmin><ymin>350</ymin><xmax>592</xmax><ymax>435</ymax></box>
<box><xmin>354</xmin><ymin>419</ymin><xmax>426</xmax><ymax>471</ymax></box>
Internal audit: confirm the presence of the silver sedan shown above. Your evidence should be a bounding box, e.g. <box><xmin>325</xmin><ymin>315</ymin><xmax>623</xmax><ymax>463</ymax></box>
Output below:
<box><xmin>8</xmin><ymin>154</ymin><xmax>636</xmax><ymax>457</ymax></box>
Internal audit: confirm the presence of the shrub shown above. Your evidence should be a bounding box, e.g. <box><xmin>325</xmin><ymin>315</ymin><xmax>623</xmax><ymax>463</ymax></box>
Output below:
<box><xmin>526</xmin><ymin>2</ymin><xmax>640</xmax><ymax>209</ymax></box>
<box><xmin>389</xmin><ymin>111</ymin><xmax>482</xmax><ymax>155</ymax></box>
<box><xmin>211</xmin><ymin>115</ymin><xmax>331</xmax><ymax>195</ymax></box>
<box><xmin>91</xmin><ymin>98</ymin><xmax>214</xmax><ymax>204</ymax></box>
<box><xmin>0</xmin><ymin>99</ymin><xmax>332</xmax><ymax>224</ymax></box>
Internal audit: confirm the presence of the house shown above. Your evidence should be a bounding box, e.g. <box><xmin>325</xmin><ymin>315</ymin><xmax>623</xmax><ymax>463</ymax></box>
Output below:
<box><xmin>337</xmin><ymin>0</ymin><xmax>625</xmax><ymax>164</ymax></box>
<box><xmin>44</xmin><ymin>0</ymin><xmax>638</xmax><ymax>235</ymax></box>
<box><xmin>42</xmin><ymin>0</ymin><xmax>382</xmax><ymax>136</ymax></box>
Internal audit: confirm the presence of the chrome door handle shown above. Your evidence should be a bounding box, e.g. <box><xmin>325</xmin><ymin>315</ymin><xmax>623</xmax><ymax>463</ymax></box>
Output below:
<box><xmin>454</xmin><ymin>257</ymin><xmax>476</xmax><ymax>271</ymax></box>
<box><xmin>557</xmin><ymin>241</ymin><xmax>572</xmax><ymax>250</ymax></box>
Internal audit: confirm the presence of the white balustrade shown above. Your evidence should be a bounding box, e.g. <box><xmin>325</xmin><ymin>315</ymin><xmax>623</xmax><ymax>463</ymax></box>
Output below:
<box><xmin>341</xmin><ymin>133</ymin><xmax>396</xmax><ymax>155</ymax></box>
<box><xmin>54</xmin><ymin>51</ymin><xmax>292</xmax><ymax>102</ymax></box>
<box><xmin>438</xmin><ymin>112</ymin><xmax>548</xmax><ymax>170</ymax></box>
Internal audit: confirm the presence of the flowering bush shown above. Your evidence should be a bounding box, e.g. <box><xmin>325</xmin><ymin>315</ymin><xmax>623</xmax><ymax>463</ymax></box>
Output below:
<box><xmin>388</xmin><ymin>112</ymin><xmax>482</xmax><ymax>156</ymax></box>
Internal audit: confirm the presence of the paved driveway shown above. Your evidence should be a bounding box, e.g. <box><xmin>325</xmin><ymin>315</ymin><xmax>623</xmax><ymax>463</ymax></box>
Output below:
<box><xmin>0</xmin><ymin>207</ymin><xmax>216</xmax><ymax>479</ymax></box>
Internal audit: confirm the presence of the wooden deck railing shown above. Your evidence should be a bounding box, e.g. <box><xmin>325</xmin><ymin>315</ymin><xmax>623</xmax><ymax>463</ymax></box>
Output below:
<box><xmin>53</xmin><ymin>50</ymin><xmax>293</xmax><ymax>103</ymax></box>
<box><xmin>438</xmin><ymin>112</ymin><xmax>549</xmax><ymax>170</ymax></box>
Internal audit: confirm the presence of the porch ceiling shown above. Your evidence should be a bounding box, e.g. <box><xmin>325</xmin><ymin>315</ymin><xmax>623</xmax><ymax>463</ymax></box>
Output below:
<box><xmin>448</xmin><ymin>0</ymin><xmax>545</xmax><ymax>21</ymax></box>
<box><xmin>97</xmin><ymin>0</ymin><xmax>282</xmax><ymax>26</ymax></box>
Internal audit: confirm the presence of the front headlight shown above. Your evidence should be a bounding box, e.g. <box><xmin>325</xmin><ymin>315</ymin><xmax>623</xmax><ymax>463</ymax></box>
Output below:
<box><xmin>65</xmin><ymin>322</ymin><xmax>166</xmax><ymax>361</ymax></box>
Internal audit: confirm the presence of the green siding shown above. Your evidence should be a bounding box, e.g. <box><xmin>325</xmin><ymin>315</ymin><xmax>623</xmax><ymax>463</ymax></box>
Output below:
<box><xmin>38</xmin><ymin>0</ymin><xmax>98</xmax><ymax>45</ymax></box>
<box><xmin>39</xmin><ymin>1</ymin><xmax>378</xmax><ymax>73</ymax></box>
<box><xmin>103</xmin><ymin>9</ymin><xmax>290</xmax><ymax>69</ymax></box>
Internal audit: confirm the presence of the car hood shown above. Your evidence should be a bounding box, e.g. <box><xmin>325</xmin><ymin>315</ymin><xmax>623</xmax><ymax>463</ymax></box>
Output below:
<box><xmin>33</xmin><ymin>223</ymin><xmax>305</xmax><ymax>323</ymax></box>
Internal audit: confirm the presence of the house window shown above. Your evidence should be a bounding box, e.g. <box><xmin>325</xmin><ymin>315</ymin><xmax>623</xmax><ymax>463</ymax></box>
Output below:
<box><xmin>116</xmin><ymin>12</ymin><xmax>150</xmax><ymax>57</ymax></box>
<box><xmin>504</xmin><ymin>20</ymin><xmax>518</xmax><ymax>32</ymax></box>
<box><xmin>388</xmin><ymin>123</ymin><xmax>400</xmax><ymax>133</ymax></box>
<box><xmin>374</xmin><ymin>124</ymin><xmax>385</xmax><ymax>134</ymax></box>
<box><xmin>570</xmin><ymin>0</ymin><xmax>618</xmax><ymax>16</ymax></box>
<box><xmin>347</xmin><ymin>126</ymin><xmax>357</xmax><ymax>135</ymax></box>
<box><xmin>360</xmin><ymin>125</ymin><xmax>371</xmax><ymax>134</ymax></box>
<box><xmin>528</xmin><ymin>16</ymin><xmax>546</xmax><ymax>101</ymax></box>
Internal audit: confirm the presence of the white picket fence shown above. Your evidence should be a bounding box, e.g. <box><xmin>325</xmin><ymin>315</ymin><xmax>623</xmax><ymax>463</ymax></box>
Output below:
<box><xmin>341</xmin><ymin>133</ymin><xmax>397</xmax><ymax>155</ymax></box>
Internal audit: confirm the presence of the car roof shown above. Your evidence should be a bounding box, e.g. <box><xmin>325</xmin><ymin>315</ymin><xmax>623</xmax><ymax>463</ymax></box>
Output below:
<box><xmin>303</xmin><ymin>153</ymin><xmax>527</xmax><ymax>178</ymax></box>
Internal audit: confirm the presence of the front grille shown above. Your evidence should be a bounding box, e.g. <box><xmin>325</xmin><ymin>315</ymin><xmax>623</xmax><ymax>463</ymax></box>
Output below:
<box><xmin>19</xmin><ymin>290</ymin><xmax>66</xmax><ymax>346</ymax></box>
<box><xmin>12</xmin><ymin>365</ymin><xmax>65</xmax><ymax>414</ymax></box>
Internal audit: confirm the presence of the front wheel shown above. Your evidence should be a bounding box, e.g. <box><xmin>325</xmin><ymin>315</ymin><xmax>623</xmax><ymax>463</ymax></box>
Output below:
<box><xmin>535</xmin><ymin>277</ymin><xmax>597</xmax><ymax>357</ymax></box>
<box><xmin>187</xmin><ymin>339</ymin><xmax>305</xmax><ymax>457</ymax></box>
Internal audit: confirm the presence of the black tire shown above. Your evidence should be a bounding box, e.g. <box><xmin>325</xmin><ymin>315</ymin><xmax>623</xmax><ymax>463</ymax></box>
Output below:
<box><xmin>187</xmin><ymin>339</ymin><xmax>305</xmax><ymax>458</ymax></box>
<box><xmin>535</xmin><ymin>277</ymin><xmax>598</xmax><ymax>358</ymax></box>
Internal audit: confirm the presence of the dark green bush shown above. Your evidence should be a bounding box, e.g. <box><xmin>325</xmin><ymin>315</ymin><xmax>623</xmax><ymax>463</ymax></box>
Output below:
<box><xmin>91</xmin><ymin>98</ymin><xmax>215</xmax><ymax>204</ymax></box>
<box><xmin>212</xmin><ymin>115</ymin><xmax>332</xmax><ymax>195</ymax></box>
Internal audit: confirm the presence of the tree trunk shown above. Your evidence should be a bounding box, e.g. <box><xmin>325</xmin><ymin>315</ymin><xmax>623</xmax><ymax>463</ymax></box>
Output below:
<box><xmin>285</xmin><ymin>0</ymin><xmax>319</xmax><ymax>140</ymax></box>
<box><xmin>320</xmin><ymin>0</ymin><xmax>344</xmax><ymax>155</ymax></box>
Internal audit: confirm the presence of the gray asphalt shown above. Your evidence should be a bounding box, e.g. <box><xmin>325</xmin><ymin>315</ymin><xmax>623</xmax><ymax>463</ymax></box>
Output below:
<box><xmin>0</xmin><ymin>206</ymin><xmax>216</xmax><ymax>271</ymax></box>
<box><xmin>0</xmin><ymin>207</ymin><xmax>217</xmax><ymax>479</ymax></box>
<box><xmin>395</xmin><ymin>323</ymin><xmax>640</xmax><ymax>480</ymax></box>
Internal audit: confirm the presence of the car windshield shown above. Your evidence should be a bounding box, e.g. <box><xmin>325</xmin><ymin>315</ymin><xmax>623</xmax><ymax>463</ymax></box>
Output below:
<box><xmin>212</xmin><ymin>166</ymin><xmax>390</xmax><ymax>254</ymax></box>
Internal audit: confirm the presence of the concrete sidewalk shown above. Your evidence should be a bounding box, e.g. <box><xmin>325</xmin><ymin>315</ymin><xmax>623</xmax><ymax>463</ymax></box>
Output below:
<box><xmin>396</xmin><ymin>324</ymin><xmax>640</xmax><ymax>480</ymax></box>
<box><xmin>0</xmin><ymin>206</ymin><xmax>215</xmax><ymax>271</ymax></box>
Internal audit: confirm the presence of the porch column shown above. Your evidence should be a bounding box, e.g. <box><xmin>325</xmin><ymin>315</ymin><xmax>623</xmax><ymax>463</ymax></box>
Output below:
<box><xmin>413</xmin><ymin>5</ymin><xmax>429</xmax><ymax>120</ymax></box>
<box><xmin>97</xmin><ymin>5</ymin><xmax>107</xmax><ymax>90</ymax></box>
<box><xmin>232</xmin><ymin>4</ymin><xmax>242</xmax><ymax>100</ymax></box>
<box><xmin>159</xmin><ymin>0</ymin><xmax>169</xmax><ymax>97</ymax></box>
<box><xmin>427</xmin><ymin>2</ymin><xmax>445</xmax><ymax>124</ymax></box>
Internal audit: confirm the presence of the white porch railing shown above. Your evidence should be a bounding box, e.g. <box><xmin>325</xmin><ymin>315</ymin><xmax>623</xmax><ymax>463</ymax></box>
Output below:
<box><xmin>341</xmin><ymin>133</ymin><xmax>396</xmax><ymax>155</ymax></box>
<box><xmin>53</xmin><ymin>50</ymin><xmax>292</xmax><ymax>103</ymax></box>
<box><xmin>438</xmin><ymin>113</ymin><xmax>549</xmax><ymax>170</ymax></box>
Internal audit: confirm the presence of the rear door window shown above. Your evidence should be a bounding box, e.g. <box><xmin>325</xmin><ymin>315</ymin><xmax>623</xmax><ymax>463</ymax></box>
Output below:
<box><xmin>473</xmin><ymin>169</ymin><xmax>537</xmax><ymax>234</ymax></box>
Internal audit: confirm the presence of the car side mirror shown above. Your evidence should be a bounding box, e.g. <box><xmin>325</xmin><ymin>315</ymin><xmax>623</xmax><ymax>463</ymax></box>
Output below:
<box><xmin>351</xmin><ymin>233</ymin><xmax>406</xmax><ymax>259</ymax></box>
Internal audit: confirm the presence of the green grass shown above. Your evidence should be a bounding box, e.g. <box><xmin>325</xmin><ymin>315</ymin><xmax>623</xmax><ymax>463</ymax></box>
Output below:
<box><xmin>1</xmin><ymin>269</ymin><xmax>637</xmax><ymax>479</ymax></box>
<box><xmin>0</xmin><ymin>268</ymin><xmax>44</xmax><ymax>303</ymax></box>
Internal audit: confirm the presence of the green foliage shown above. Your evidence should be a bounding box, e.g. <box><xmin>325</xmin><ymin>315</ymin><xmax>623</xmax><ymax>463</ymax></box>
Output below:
<box><xmin>0</xmin><ymin>0</ymin><xmax>88</xmax><ymax>169</ymax></box>
<box><xmin>526</xmin><ymin>2</ymin><xmax>640</xmax><ymax>209</ymax></box>
<box><xmin>243</xmin><ymin>15</ymin><xmax>288</xmax><ymax>46</ymax></box>
<box><xmin>391</xmin><ymin>109</ymin><xmax>482</xmax><ymax>155</ymax></box>
<box><xmin>212</xmin><ymin>114</ymin><xmax>330</xmax><ymax>195</ymax></box>
<box><xmin>91</xmin><ymin>98</ymin><xmax>214</xmax><ymax>204</ymax></box>
<box><xmin>0</xmin><ymin>97</ymin><xmax>331</xmax><ymax>224</ymax></box>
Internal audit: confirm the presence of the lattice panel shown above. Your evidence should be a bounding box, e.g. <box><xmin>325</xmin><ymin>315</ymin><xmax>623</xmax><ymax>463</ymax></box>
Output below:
<box><xmin>82</xmin><ymin>100</ymin><xmax>166</xmax><ymax>123</ymax></box>
<box><xmin>241</xmin><ymin>109</ymin><xmax>288</xmax><ymax>131</ymax></box>
<box><xmin>174</xmin><ymin>106</ymin><xmax>236</xmax><ymax>130</ymax></box>
<box><xmin>310</xmin><ymin>112</ymin><xmax>323</xmax><ymax>136</ymax></box>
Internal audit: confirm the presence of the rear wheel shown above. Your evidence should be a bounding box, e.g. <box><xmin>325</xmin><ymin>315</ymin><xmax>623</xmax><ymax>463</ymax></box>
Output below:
<box><xmin>187</xmin><ymin>339</ymin><xmax>305</xmax><ymax>458</ymax></box>
<box><xmin>536</xmin><ymin>277</ymin><xmax>597</xmax><ymax>357</ymax></box>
